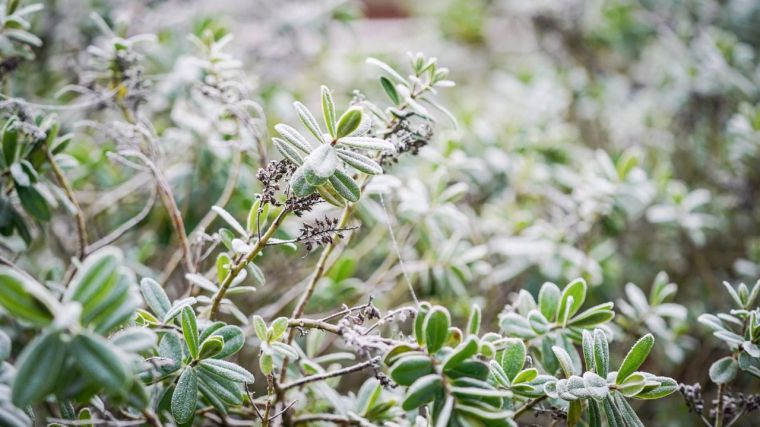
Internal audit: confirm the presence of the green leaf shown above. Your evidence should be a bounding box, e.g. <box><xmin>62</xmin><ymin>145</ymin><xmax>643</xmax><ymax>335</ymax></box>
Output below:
<box><xmin>512</xmin><ymin>368</ymin><xmax>538</xmax><ymax>384</ymax></box>
<box><xmin>582</xmin><ymin>330</ymin><xmax>595</xmax><ymax>372</ymax></box>
<box><xmin>199</xmin><ymin>336</ymin><xmax>224</xmax><ymax>359</ymax></box>
<box><xmin>140</xmin><ymin>278</ymin><xmax>171</xmax><ymax>320</ymax></box>
<box><xmin>634</xmin><ymin>376</ymin><xmax>677</xmax><ymax>399</ymax></box>
<box><xmin>616</xmin><ymin>334</ymin><xmax>654</xmax><ymax>384</ymax></box>
<box><xmin>260</xmin><ymin>352</ymin><xmax>273</xmax><ymax>375</ymax></box>
<box><xmin>567</xmin><ymin>302</ymin><xmax>615</xmax><ymax>328</ymax></box>
<box><xmin>401</xmin><ymin>374</ymin><xmax>442</xmax><ymax>411</ymax></box>
<box><xmin>552</xmin><ymin>346</ymin><xmax>577</xmax><ymax>378</ymax></box>
<box><xmin>253</xmin><ymin>315</ymin><xmax>268</xmax><ymax>341</ymax></box>
<box><xmin>216</xmin><ymin>253</ymin><xmax>231</xmax><ymax>284</ymax></box>
<box><xmin>435</xmin><ymin>395</ymin><xmax>454</xmax><ymax>427</ymax></box>
<box><xmin>275</xmin><ymin>124</ymin><xmax>313</xmax><ymax>154</ymax></box>
<box><xmin>71</xmin><ymin>332</ymin><xmax>129</xmax><ymax>392</ymax></box>
<box><xmin>16</xmin><ymin>184</ymin><xmax>50</xmax><ymax>221</ymax></box>
<box><xmin>538</xmin><ymin>282</ymin><xmax>561</xmax><ymax>321</ymax></box>
<box><xmin>210</xmin><ymin>325</ymin><xmax>245</xmax><ymax>359</ymax></box>
<box><xmin>197</xmin><ymin>368</ymin><xmax>242</xmax><ymax>405</ymax></box>
<box><xmin>172</xmin><ymin>367</ymin><xmax>198</xmax><ymax>424</ymax></box>
<box><xmin>181</xmin><ymin>306</ymin><xmax>200</xmax><ymax>359</ymax></box>
<box><xmin>366</xmin><ymin>57</ymin><xmax>407</xmax><ymax>84</ymax></box>
<box><xmin>443</xmin><ymin>336</ymin><xmax>479</xmax><ymax>372</ymax></box>
<box><xmin>0</xmin><ymin>268</ymin><xmax>54</xmax><ymax>326</ymax></box>
<box><xmin>500</xmin><ymin>338</ymin><xmax>526</xmax><ymax>381</ymax></box>
<box><xmin>304</xmin><ymin>145</ymin><xmax>338</xmax><ymax>185</ymax></box>
<box><xmin>329</xmin><ymin>169</ymin><xmax>360</xmax><ymax>202</ymax></box>
<box><xmin>593</xmin><ymin>329</ymin><xmax>610</xmax><ymax>377</ymax></box>
<box><xmin>466</xmin><ymin>304</ymin><xmax>481</xmax><ymax>336</ymax></box>
<box><xmin>380</xmin><ymin>76</ymin><xmax>400</xmax><ymax>105</ymax></box>
<box><xmin>588</xmin><ymin>399</ymin><xmax>603</xmax><ymax>427</ymax></box>
<box><xmin>602</xmin><ymin>395</ymin><xmax>624</xmax><ymax>427</ymax></box>
<box><xmin>414</xmin><ymin>303</ymin><xmax>431</xmax><ymax>346</ymax></box>
<box><xmin>199</xmin><ymin>359</ymin><xmax>255</xmax><ymax>383</ymax></box>
<box><xmin>273</xmin><ymin>137</ymin><xmax>305</xmax><ymax>165</ymax></box>
<box><xmin>618</xmin><ymin>372</ymin><xmax>646</xmax><ymax>397</ymax></box>
<box><xmin>2</xmin><ymin>119</ymin><xmax>18</xmax><ymax>166</ymax></box>
<box><xmin>336</xmin><ymin>107</ymin><xmax>363</xmax><ymax>138</ymax></box>
<box><xmin>424</xmin><ymin>307</ymin><xmax>451</xmax><ymax>353</ymax></box>
<box><xmin>321</xmin><ymin>86</ymin><xmax>337</xmax><ymax>138</ymax></box>
<box><xmin>11</xmin><ymin>329</ymin><xmax>66</xmax><ymax>406</ymax></box>
<box><xmin>614</xmin><ymin>392</ymin><xmax>644</xmax><ymax>427</ymax></box>
<box><xmin>389</xmin><ymin>354</ymin><xmax>434</xmax><ymax>386</ymax></box>
<box><xmin>290</xmin><ymin>167</ymin><xmax>315</xmax><ymax>197</ymax></box>
<box><xmin>111</xmin><ymin>327</ymin><xmax>157</xmax><ymax>353</ymax></box>
<box><xmin>338</xmin><ymin>136</ymin><xmax>395</xmax><ymax>152</ymax></box>
<box><xmin>709</xmin><ymin>356</ymin><xmax>738</xmax><ymax>384</ymax></box>
<box><xmin>66</xmin><ymin>247</ymin><xmax>120</xmax><ymax>311</ymax></box>
<box><xmin>270</xmin><ymin>317</ymin><xmax>289</xmax><ymax>340</ymax></box>
<box><xmin>336</xmin><ymin>149</ymin><xmax>383</xmax><ymax>175</ymax></box>
<box><xmin>293</xmin><ymin>101</ymin><xmax>323</xmax><ymax>142</ymax></box>
<box><xmin>557</xmin><ymin>279</ymin><xmax>587</xmax><ymax>321</ymax></box>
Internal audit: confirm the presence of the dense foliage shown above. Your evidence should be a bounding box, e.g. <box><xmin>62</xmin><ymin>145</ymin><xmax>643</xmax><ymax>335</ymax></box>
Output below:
<box><xmin>1</xmin><ymin>0</ymin><xmax>759</xmax><ymax>426</ymax></box>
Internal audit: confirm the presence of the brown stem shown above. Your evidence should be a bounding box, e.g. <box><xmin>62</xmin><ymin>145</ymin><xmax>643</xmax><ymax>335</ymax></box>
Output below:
<box><xmin>279</xmin><ymin>358</ymin><xmax>378</xmax><ymax>392</ymax></box>
<box><xmin>46</xmin><ymin>149</ymin><xmax>88</xmax><ymax>259</ymax></box>
<box><xmin>514</xmin><ymin>395</ymin><xmax>548</xmax><ymax>419</ymax></box>
<box><xmin>207</xmin><ymin>208</ymin><xmax>289</xmax><ymax>319</ymax></box>
<box><xmin>161</xmin><ymin>149</ymin><xmax>243</xmax><ymax>284</ymax></box>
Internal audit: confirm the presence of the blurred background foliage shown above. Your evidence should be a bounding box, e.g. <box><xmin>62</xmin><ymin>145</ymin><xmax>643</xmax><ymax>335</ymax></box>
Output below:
<box><xmin>3</xmin><ymin>0</ymin><xmax>760</xmax><ymax>424</ymax></box>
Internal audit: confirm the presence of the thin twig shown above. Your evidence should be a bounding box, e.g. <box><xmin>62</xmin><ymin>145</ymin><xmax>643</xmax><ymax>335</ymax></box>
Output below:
<box><xmin>46</xmin><ymin>149</ymin><xmax>88</xmax><ymax>259</ymax></box>
<box><xmin>208</xmin><ymin>208</ymin><xmax>290</xmax><ymax>319</ymax></box>
<box><xmin>514</xmin><ymin>395</ymin><xmax>548</xmax><ymax>419</ymax></box>
<box><xmin>279</xmin><ymin>358</ymin><xmax>379</xmax><ymax>391</ymax></box>
<box><xmin>161</xmin><ymin>149</ymin><xmax>243</xmax><ymax>284</ymax></box>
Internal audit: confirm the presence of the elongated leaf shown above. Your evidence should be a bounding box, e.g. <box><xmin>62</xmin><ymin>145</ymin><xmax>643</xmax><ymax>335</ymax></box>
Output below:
<box><xmin>275</xmin><ymin>124</ymin><xmax>312</xmax><ymax>153</ymax></box>
<box><xmin>199</xmin><ymin>359</ymin><xmax>254</xmax><ymax>383</ymax></box>
<box><xmin>616</xmin><ymin>334</ymin><xmax>654</xmax><ymax>384</ymax></box>
<box><xmin>274</xmin><ymin>137</ymin><xmax>304</xmax><ymax>166</ymax></box>
<box><xmin>614</xmin><ymin>392</ymin><xmax>644</xmax><ymax>427</ymax></box>
<box><xmin>66</xmin><ymin>247</ymin><xmax>120</xmax><ymax>310</ymax></box>
<box><xmin>380</xmin><ymin>76</ymin><xmax>400</xmax><ymax>105</ymax></box>
<box><xmin>552</xmin><ymin>346</ymin><xmax>576</xmax><ymax>378</ymax></box>
<box><xmin>582</xmin><ymin>330</ymin><xmax>595</xmax><ymax>372</ymax></box>
<box><xmin>321</xmin><ymin>86</ymin><xmax>337</xmax><ymax>138</ymax></box>
<box><xmin>339</xmin><ymin>136</ymin><xmax>395</xmax><ymax>152</ymax></box>
<box><xmin>538</xmin><ymin>282</ymin><xmax>561</xmax><ymax>321</ymax></box>
<box><xmin>329</xmin><ymin>170</ymin><xmax>360</xmax><ymax>202</ymax></box>
<box><xmin>293</xmin><ymin>101</ymin><xmax>323</xmax><ymax>142</ymax></box>
<box><xmin>466</xmin><ymin>304</ymin><xmax>481</xmax><ymax>336</ymax></box>
<box><xmin>197</xmin><ymin>368</ymin><xmax>242</xmax><ymax>405</ymax></box>
<box><xmin>336</xmin><ymin>149</ymin><xmax>383</xmax><ymax>175</ymax></box>
<box><xmin>181</xmin><ymin>307</ymin><xmax>200</xmax><ymax>359</ymax></box>
<box><xmin>140</xmin><ymin>278</ymin><xmax>171</xmax><ymax>320</ymax></box>
<box><xmin>209</xmin><ymin>325</ymin><xmax>245</xmax><ymax>359</ymax></box>
<box><xmin>199</xmin><ymin>336</ymin><xmax>224</xmax><ymax>359</ymax></box>
<box><xmin>634</xmin><ymin>376</ymin><xmax>677</xmax><ymax>399</ymax></box>
<box><xmin>336</xmin><ymin>107</ymin><xmax>363</xmax><ymax>138</ymax></box>
<box><xmin>16</xmin><ymin>184</ymin><xmax>50</xmax><ymax>221</ymax></box>
<box><xmin>557</xmin><ymin>279</ymin><xmax>587</xmax><ymax>320</ymax></box>
<box><xmin>443</xmin><ymin>336</ymin><xmax>479</xmax><ymax>372</ymax></box>
<box><xmin>71</xmin><ymin>332</ymin><xmax>129</xmax><ymax>392</ymax></box>
<box><xmin>0</xmin><ymin>268</ymin><xmax>53</xmax><ymax>326</ymax></box>
<box><xmin>424</xmin><ymin>307</ymin><xmax>451</xmax><ymax>354</ymax></box>
<box><xmin>12</xmin><ymin>329</ymin><xmax>66</xmax><ymax>406</ymax></box>
<box><xmin>291</xmin><ymin>166</ymin><xmax>315</xmax><ymax>197</ymax></box>
<box><xmin>390</xmin><ymin>355</ymin><xmax>434</xmax><ymax>386</ymax></box>
<box><xmin>603</xmin><ymin>395</ymin><xmax>624</xmax><ymax>427</ymax></box>
<box><xmin>500</xmin><ymin>338</ymin><xmax>526</xmax><ymax>381</ymax></box>
<box><xmin>401</xmin><ymin>374</ymin><xmax>442</xmax><ymax>411</ymax></box>
<box><xmin>594</xmin><ymin>329</ymin><xmax>610</xmax><ymax>377</ymax></box>
<box><xmin>366</xmin><ymin>57</ymin><xmax>407</xmax><ymax>84</ymax></box>
<box><xmin>171</xmin><ymin>367</ymin><xmax>198</xmax><ymax>424</ymax></box>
